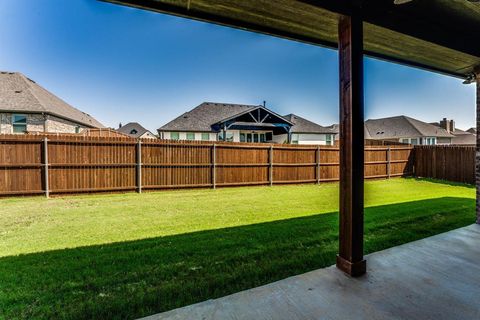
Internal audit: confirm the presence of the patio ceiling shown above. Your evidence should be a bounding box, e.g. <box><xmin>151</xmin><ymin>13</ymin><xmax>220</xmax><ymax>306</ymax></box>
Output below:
<box><xmin>102</xmin><ymin>0</ymin><xmax>480</xmax><ymax>78</ymax></box>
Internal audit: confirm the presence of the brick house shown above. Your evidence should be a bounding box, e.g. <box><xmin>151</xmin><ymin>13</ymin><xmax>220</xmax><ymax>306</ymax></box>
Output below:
<box><xmin>0</xmin><ymin>71</ymin><xmax>103</xmax><ymax>134</ymax></box>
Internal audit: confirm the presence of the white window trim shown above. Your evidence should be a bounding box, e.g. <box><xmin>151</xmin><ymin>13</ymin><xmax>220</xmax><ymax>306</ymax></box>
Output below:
<box><xmin>12</xmin><ymin>114</ymin><xmax>27</xmax><ymax>134</ymax></box>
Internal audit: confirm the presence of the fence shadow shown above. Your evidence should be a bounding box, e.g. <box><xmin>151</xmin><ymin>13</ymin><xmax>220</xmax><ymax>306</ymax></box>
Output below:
<box><xmin>403</xmin><ymin>176</ymin><xmax>475</xmax><ymax>188</ymax></box>
<box><xmin>0</xmin><ymin>197</ymin><xmax>474</xmax><ymax>320</ymax></box>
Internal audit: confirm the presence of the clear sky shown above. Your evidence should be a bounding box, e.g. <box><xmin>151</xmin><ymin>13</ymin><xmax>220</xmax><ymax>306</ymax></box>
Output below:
<box><xmin>0</xmin><ymin>0</ymin><xmax>476</xmax><ymax>132</ymax></box>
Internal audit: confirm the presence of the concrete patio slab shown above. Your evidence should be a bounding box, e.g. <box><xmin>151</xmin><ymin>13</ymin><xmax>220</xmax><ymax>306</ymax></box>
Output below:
<box><xmin>141</xmin><ymin>224</ymin><xmax>480</xmax><ymax>320</ymax></box>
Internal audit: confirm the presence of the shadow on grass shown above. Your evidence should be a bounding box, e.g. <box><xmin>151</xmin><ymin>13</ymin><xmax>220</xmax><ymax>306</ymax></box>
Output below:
<box><xmin>0</xmin><ymin>197</ymin><xmax>474</xmax><ymax>320</ymax></box>
<box><xmin>403</xmin><ymin>176</ymin><xmax>475</xmax><ymax>188</ymax></box>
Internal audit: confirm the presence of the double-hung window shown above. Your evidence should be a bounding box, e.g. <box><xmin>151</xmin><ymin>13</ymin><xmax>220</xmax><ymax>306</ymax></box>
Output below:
<box><xmin>186</xmin><ymin>132</ymin><xmax>195</xmax><ymax>140</ymax></box>
<box><xmin>170</xmin><ymin>132</ymin><xmax>180</xmax><ymax>140</ymax></box>
<box><xmin>326</xmin><ymin>134</ymin><xmax>333</xmax><ymax>145</ymax></box>
<box><xmin>12</xmin><ymin>114</ymin><xmax>27</xmax><ymax>133</ymax></box>
<box><xmin>201</xmin><ymin>133</ymin><xmax>210</xmax><ymax>141</ymax></box>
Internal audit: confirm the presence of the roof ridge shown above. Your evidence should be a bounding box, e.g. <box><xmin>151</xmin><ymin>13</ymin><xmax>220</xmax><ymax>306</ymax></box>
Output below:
<box><xmin>401</xmin><ymin>115</ymin><xmax>424</xmax><ymax>136</ymax></box>
<box><xmin>16</xmin><ymin>73</ymin><xmax>49</xmax><ymax>114</ymax></box>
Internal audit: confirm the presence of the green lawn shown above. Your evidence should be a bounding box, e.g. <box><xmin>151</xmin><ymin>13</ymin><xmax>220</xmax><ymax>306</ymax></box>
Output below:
<box><xmin>0</xmin><ymin>178</ymin><xmax>475</xmax><ymax>319</ymax></box>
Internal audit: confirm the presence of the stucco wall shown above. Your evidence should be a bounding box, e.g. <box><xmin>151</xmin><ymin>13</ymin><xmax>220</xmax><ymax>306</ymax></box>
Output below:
<box><xmin>0</xmin><ymin>113</ymin><xmax>87</xmax><ymax>134</ymax></box>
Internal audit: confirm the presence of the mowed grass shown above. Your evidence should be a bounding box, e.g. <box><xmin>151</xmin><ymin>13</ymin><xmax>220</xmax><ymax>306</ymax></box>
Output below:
<box><xmin>0</xmin><ymin>178</ymin><xmax>475</xmax><ymax>319</ymax></box>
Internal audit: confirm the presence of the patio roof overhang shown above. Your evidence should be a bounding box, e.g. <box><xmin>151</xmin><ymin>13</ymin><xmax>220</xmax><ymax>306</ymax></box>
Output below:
<box><xmin>102</xmin><ymin>0</ymin><xmax>480</xmax><ymax>79</ymax></box>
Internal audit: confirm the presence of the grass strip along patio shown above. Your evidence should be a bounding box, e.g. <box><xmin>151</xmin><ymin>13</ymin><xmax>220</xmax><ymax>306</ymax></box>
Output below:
<box><xmin>0</xmin><ymin>178</ymin><xmax>475</xmax><ymax>319</ymax></box>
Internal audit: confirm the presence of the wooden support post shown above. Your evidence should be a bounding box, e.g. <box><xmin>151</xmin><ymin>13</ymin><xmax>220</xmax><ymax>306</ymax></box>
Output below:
<box><xmin>475</xmin><ymin>70</ymin><xmax>480</xmax><ymax>224</ymax></box>
<box><xmin>212</xmin><ymin>144</ymin><xmax>216</xmax><ymax>189</ymax></box>
<box><xmin>136</xmin><ymin>140</ymin><xmax>142</xmax><ymax>193</ymax></box>
<box><xmin>336</xmin><ymin>12</ymin><xmax>366</xmax><ymax>277</ymax></box>
<box><xmin>43</xmin><ymin>137</ymin><xmax>49</xmax><ymax>198</ymax></box>
<box><xmin>316</xmin><ymin>145</ymin><xmax>321</xmax><ymax>184</ymax></box>
<box><xmin>387</xmin><ymin>146</ymin><xmax>391</xmax><ymax>179</ymax></box>
<box><xmin>269</xmin><ymin>145</ymin><xmax>273</xmax><ymax>186</ymax></box>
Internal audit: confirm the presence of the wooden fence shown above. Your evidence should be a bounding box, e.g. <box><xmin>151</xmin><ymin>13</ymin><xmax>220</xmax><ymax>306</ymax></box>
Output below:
<box><xmin>0</xmin><ymin>134</ymin><xmax>415</xmax><ymax>196</ymax></box>
<box><xmin>414</xmin><ymin>145</ymin><xmax>475</xmax><ymax>184</ymax></box>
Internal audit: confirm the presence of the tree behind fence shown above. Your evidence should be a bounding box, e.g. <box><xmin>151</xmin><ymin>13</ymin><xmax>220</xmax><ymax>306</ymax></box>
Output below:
<box><xmin>0</xmin><ymin>134</ymin><xmax>416</xmax><ymax>196</ymax></box>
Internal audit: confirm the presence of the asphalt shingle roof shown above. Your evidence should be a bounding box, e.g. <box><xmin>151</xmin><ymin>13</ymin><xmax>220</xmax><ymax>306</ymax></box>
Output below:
<box><xmin>159</xmin><ymin>102</ymin><xmax>335</xmax><ymax>134</ymax></box>
<box><xmin>365</xmin><ymin>116</ymin><xmax>453</xmax><ymax>140</ymax></box>
<box><xmin>0</xmin><ymin>71</ymin><xmax>103</xmax><ymax>128</ymax></box>
<box><xmin>117</xmin><ymin>122</ymin><xmax>154</xmax><ymax>138</ymax></box>
<box><xmin>159</xmin><ymin>102</ymin><xmax>256</xmax><ymax>132</ymax></box>
<box><xmin>283</xmin><ymin>114</ymin><xmax>338</xmax><ymax>134</ymax></box>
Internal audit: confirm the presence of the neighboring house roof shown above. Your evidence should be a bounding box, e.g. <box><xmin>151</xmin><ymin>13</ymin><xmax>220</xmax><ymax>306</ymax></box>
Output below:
<box><xmin>467</xmin><ymin>128</ymin><xmax>477</xmax><ymax>134</ymax></box>
<box><xmin>365</xmin><ymin>116</ymin><xmax>454</xmax><ymax>140</ymax></box>
<box><xmin>283</xmin><ymin>114</ymin><xmax>337</xmax><ymax>134</ymax></box>
<box><xmin>0</xmin><ymin>71</ymin><xmax>103</xmax><ymax>128</ymax></box>
<box><xmin>450</xmin><ymin>132</ymin><xmax>476</xmax><ymax>145</ymax></box>
<box><xmin>429</xmin><ymin>123</ymin><xmax>476</xmax><ymax>145</ymax></box>
<box><xmin>159</xmin><ymin>102</ymin><xmax>294</xmax><ymax>132</ymax></box>
<box><xmin>118</xmin><ymin>122</ymin><xmax>156</xmax><ymax>138</ymax></box>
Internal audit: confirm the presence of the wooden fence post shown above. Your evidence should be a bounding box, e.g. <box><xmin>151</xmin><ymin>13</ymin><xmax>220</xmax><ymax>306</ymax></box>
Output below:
<box><xmin>136</xmin><ymin>140</ymin><xmax>142</xmax><ymax>193</ymax></box>
<box><xmin>316</xmin><ymin>145</ymin><xmax>321</xmax><ymax>184</ymax></box>
<box><xmin>212</xmin><ymin>143</ymin><xmax>216</xmax><ymax>189</ymax></box>
<box><xmin>269</xmin><ymin>145</ymin><xmax>273</xmax><ymax>186</ymax></box>
<box><xmin>387</xmin><ymin>146</ymin><xmax>391</xmax><ymax>179</ymax></box>
<box><xmin>43</xmin><ymin>137</ymin><xmax>49</xmax><ymax>198</ymax></box>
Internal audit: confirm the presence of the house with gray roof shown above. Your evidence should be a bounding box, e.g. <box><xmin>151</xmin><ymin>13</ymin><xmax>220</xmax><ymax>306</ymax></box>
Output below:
<box><xmin>0</xmin><ymin>71</ymin><xmax>103</xmax><ymax>134</ymax></box>
<box><xmin>430</xmin><ymin>118</ymin><xmax>476</xmax><ymax>145</ymax></box>
<box><xmin>283</xmin><ymin>114</ymin><xmax>338</xmax><ymax>145</ymax></box>
<box><xmin>365</xmin><ymin>115</ymin><xmax>454</xmax><ymax>145</ymax></box>
<box><xmin>117</xmin><ymin>122</ymin><xmax>157</xmax><ymax>139</ymax></box>
<box><xmin>158</xmin><ymin>102</ymin><xmax>337</xmax><ymax>145</ymax></box>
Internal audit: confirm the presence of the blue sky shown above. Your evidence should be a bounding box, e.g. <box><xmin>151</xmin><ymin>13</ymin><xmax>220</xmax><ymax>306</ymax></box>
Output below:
<box><xmin>0</xmin><ymin>0</ymin><xmax>476</xmax><ymax>132</ymax></box>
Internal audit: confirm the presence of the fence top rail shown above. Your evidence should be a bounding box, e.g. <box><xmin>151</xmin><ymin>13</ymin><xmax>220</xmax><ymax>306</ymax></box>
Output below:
<box><xmin>414</xmin><ymin>145</ymin><xmax>475</xmax><ymax>149</ymax></box>
<box><xmin>0</xmin><ymin>134</ymin><xmax>416</xmax><ymax>150</ymax></box>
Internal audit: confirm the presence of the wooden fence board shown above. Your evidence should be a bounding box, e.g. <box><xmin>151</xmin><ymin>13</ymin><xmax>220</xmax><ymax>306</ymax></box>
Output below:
<box><xmin>414</xmin><ymin>145</ymin><xmax>475</xmax><ymax>184</ymax></box>
<box><xmin>0</xmin><ymin>134</ymin><xmax>420</xmax><ymax>196</ymax></box>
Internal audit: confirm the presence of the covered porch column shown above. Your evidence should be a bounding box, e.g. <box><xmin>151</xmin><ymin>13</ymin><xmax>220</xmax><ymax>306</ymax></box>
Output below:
<box><xmin>336</xmin><ymin>10</ymin><xmax>366</xmax><ymax>277</ymax></box>
<box><xmin>476</xmin><ymin>69</ymin><xmax>480</xmax><ymax>224</ymax></box>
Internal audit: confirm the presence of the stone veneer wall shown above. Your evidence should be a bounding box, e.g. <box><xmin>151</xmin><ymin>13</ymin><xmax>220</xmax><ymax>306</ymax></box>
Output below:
<box><xmin>45</xmin><ymin>115</ymin><xmax>87</xmax><ymax>133</ymax></box>
<box><xmin>0</xmin><ymin>113</ymin><xmax>88</xmax><ymax>134</ymax></box>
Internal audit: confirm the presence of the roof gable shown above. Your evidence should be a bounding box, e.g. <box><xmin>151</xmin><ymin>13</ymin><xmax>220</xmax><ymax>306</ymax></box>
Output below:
<box><xmin>214</xmin><ymin>106</ymin><xmax>293</xmax><ymax>129</ymax></box>
<box><xmin>0</xmin><ymin>72</ymin><xmax>103</xmax><ymax>128</ymax></box>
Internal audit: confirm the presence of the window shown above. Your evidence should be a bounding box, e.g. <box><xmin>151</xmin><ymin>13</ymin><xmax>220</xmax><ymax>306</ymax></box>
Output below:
<box><xmin>253</xmin><ymin>133</ymin><xmax>259</xmax><ymax>143</ymax></box>
<box><xmin>170</xmin><ymin>132</ymin><xmax>179</xmax><ymax>140</ymax></box>
<box><xmin>326</xmin><ymin>134</ymin><xmax>333</xmax><ymax>146</ymax></box>
<box><xmin>201</xmin><ymin>133</ymin><xmax>210</xmax><ymax>141</ymax></box>
<box><xmin>130</xmin><ymin>129</ymin><xmax>138</xmax><ymax>135</ymax></box>
<box><xmin>259</xmin><ymin>133</ymin><xmax>266</xmax><ymax>143</ymax></box>
<box><xmin>246</xmin><ymin>133</ymin><xmax>252</xmax><ymax>142</ymax></box>
<box><xmin>12</xmin><ymin>114</ymin><xmax>27</xmax><ymax>133</ymax></box>
<box><xmin>265</xmin><ymin>132</ymin><xmax>272</xmax><ymax>141</ymax></box>
<box><xmin>401</xmin><ymin>138</ymin><xmax>409</xmax><ymax>144</ymax></box>
<box><xmin>239</xmin><ymin>133</ymin><xmax>246</xmax><ymax>142</ymax></box>
<box><xmin>186</xmin><ymin>132</ymin><xmax>195</xmax><ymax>140</ymax></box>
<box><xmin>219</xmin><ymin>131</ymin><xmax>234</xmax><ymax>142</ymax></box>
<box><xmin>75</xmin><ymin>126</ymin><xmax>81</xmax><ymax>134</ymax></box>
<box><xmin>425</xmin><ymin>137</ymin><xmax>436</xmax><ymax>145</ymax></box>
<box><xmin>410</xmin><ymin>138</ymin><xmax>419</xmax><ymax>145</ymax></box>
<box><xmin>291</xmin><ymin>133</ymin><xmax>299</xmax><ymax>144</ymax></box>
